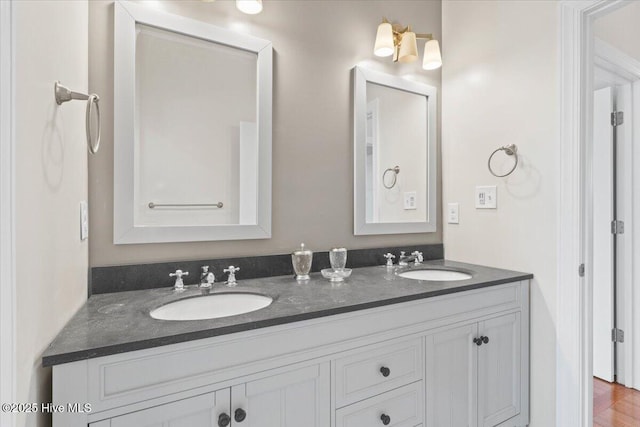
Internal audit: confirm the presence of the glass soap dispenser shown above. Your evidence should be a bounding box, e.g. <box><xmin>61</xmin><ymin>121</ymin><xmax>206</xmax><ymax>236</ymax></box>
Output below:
<box><xmin>292</xmin><ymin>243</ymin><xmax>313</xmax><ymax>281</ymax></box>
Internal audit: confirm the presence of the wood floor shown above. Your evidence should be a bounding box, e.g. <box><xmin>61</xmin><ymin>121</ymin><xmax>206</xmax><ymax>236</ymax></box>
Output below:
<box><xmin>594</xmin><ymin>378</ymin><xmax>640</xmax><ymax>427</ymax></box>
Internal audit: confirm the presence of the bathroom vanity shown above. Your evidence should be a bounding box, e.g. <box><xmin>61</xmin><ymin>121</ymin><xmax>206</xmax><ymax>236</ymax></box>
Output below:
<box><xmin>45</xmin><ymin>261</ymin><xmax>531</xmax><ymax>427</ymax></box>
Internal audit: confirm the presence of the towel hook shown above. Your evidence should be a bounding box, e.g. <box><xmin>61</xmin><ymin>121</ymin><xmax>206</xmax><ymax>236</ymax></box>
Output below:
<box><xmin>488</xmin><ymin>144</ymin><xmax>518</xmax><ymax>177</ymax></box>
<box><xmin>54</xmin><ymin>81</ymin><xmax>101</xmax><ymax>154</ymax></box>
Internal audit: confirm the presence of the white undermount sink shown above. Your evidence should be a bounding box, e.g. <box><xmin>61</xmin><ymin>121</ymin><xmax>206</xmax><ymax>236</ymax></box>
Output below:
<box><xmin>398</xmin><ymin>268</ymin><xmax>472</xmax><ymax>282</ymax></box>
<box><xmin>150</xmin><ymin>293</ymin><xmax>273</xmax><ymax>321</ymax></box>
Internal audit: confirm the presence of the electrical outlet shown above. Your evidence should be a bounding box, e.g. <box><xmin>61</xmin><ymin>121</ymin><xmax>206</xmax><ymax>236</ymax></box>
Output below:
<box><xmin>80</xmin><ymin>201</ymin><xmax>89</xmax><ymax>241</ymax></box>
<box><xmin>475</xmin><ymin>186</ymin><xmax>497</xmax><ymax>209</ymax></box>
<box><xmin>447</xmin><ymin>203</ymin><xmax>459</xmax><ymax>224</ymax></box>
<box><xmin>404</xmin><ymin>192</ymin><xmax>417</xmax><ymax>210</ymax></box>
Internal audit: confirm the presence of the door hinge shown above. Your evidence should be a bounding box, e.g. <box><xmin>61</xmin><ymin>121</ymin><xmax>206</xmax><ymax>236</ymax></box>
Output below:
<box><xmin>579</xmin><ymin>263</ymin><xmax>585</xmax><ymax>277</ymax></box>
<box><xmin>612</xmin><ymin>328</ymin><xmax>625</xmax><ymax>343</ymax></box>
<box><xmin>611</xmin><ymin>111</ymin><xmax>624</xmax><ymax>126</ymax></box>
<box><xmin>611</xmin><ymin>220</ymin><xmax>625</xmax><ymax>234</ymax></box>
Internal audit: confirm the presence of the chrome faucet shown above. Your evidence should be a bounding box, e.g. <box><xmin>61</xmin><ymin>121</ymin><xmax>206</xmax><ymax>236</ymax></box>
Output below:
<box><xmin>398</xmin><ymin>251</ymin><xmax>424</xmax><ymax>267</ymax></box>
<box><xmin>224</xmin><ymin>266</ymin><xmax>240</xmax><ymax>287</ymax></box>
<box><xmin>169</xmin><ymin>269</ymin><xmax>189</xmax><ymax>291</ymax></box>
<box><xmin>200</xmin><ymin>266</ymin><xmax>215</xmax><ymax>289</ymax></box>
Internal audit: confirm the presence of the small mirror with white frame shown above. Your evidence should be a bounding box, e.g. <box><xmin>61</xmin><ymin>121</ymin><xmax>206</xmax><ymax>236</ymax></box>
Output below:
<box><xmin>353</xmin><ymin>66</ymin><xmax>437</xmax><ymax>235</ymax></box>
<box><xmin>114</xmin><ymin>1</ymin><xmax>272</xmax><ymax>244</ymax></box>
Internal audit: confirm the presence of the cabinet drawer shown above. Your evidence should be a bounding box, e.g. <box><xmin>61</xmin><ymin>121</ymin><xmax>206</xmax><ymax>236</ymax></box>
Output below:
<box><xmin>334</xmin><ymin>338</ymin><xmax>422</xmax><ymax>408</ymax></box>
<box><xmin>335</xmin><ymin>381</ymin><xmax>423</xmax><ymax>427</ymax></box>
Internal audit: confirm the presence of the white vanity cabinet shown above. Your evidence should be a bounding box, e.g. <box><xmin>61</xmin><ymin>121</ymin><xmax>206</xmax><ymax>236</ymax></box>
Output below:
<box><xmin>425</xmin><ymin>323</ymin><xmax>478</xmax><ymax>427</ymax></box>
<box><xmin>88</xmin><ymin>362</ymin><xmax>330</xmax><ymax>427</ymax></box>
<box><xmin>425</xmin><ymin>312</ymin><xmax>523</xmax><ymax>427</ymax></box>
<box><xmin>53</xmin><ymin>280</ymin><xmax>529</xmax><ymax>427</ymax></box>
<box><xmin>90</xmin><ymin>391</ymin><xmax>226</xmax><ymax>427</ymax></box>
<box><xmin>477</xmin><ymin>313</ymin><xmax>522</xmax><ymax>426</ymax></box>
<box><xmin>335</xmin><ymin>381</ymin><xmax>423</xmax><ymax>427</ymax></box>
<box><xmin>231</xmin><ymin>363</ymin><xmax>330</xmax><ymax>427</ymax></box>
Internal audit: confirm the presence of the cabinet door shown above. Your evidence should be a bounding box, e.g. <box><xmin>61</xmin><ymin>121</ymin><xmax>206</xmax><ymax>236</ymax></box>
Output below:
<box><xmin>231</xmin><ymin>362</ymin><xmax>330</xmax><ymax>427</ymax></box>
<box><xmin>109</xmin><ymin>390</ymin><xmax>229</xmax><ymax>427</ymax></box>
<box><xmin>477</xmin><ymin>313</ymin><xmax>521</xmax><ymax>427</ymax></box>
<box><xmin>425</xmin><ymin>323</ymin><xmax>478</xmax><ymax>427</ymax></box>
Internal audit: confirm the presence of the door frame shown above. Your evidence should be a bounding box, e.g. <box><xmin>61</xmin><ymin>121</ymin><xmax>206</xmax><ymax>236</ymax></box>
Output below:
<box><xmin>0</xmin><ymin>0</ymin><xmax>16</xmax><ymax>425</ymax></box>
<box><xmin>557</xmin><ymin>1</ymin><xmax>630</xmax><ymax>426</ymax></box>
<box><xmin>594</xmin><ymin>37</ymin><xmax>640</xmax><ymax>389</ymax></box>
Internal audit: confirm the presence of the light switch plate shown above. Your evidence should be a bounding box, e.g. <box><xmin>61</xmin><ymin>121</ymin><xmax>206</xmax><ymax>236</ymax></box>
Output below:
<box><xmin>404</xmin><ymin>191</ymin><xmax>417</xmax><ymax>210</ymax></box>
<box><xmin>475</xmin><ymin>186</ymin><xmax>497</xmax><ymax>209</ymax></box>
<box><xmin>447</xmin><ymin>203</ymin><xmax>459</xmax><ymax>224</ymax></box>
<box><xmin>80</xmin><ymin>201</ymin><xmax>89</xmax><ymax>241</ymax></box>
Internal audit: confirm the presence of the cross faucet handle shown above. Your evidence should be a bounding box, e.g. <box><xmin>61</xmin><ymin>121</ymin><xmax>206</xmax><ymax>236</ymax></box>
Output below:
<box><xmin>224</xmin><ymin>266</ymin><xmax>240</xmax><ymax>287</ymax></box>
<box><xmin>383</xmin><ymin>253</ymin><xmax>396</xmax><ymax>267</ymax></box>
<box><xmin>411</xmin><ymin>251</ymin><xmax>424</xmax><ymax>264</ymax></box>
<box><xmin>169</xmin><ymin>269</ymin><xmax>189</xmax><ymax>278</ymax></box>
<box><xmin>169</xmin><ymin>269</ymin><xmax>189</xmax><ymax>291</ymax></box>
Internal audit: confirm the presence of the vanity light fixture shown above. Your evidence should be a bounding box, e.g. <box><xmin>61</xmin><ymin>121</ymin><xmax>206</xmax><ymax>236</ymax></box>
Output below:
<box><xmin>236</xmin><ymin>0</ymin><xmax>263</xmax><ymax>15</ymax></box>
<box><xmin>373</xmin><ymin>18</ymin><xmax>442</xmax><ymax>70</ymax></box>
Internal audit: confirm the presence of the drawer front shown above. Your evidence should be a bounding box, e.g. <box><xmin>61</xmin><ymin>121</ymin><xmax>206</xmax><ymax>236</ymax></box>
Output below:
<box><xmin>335</xmin><ymin>338</ymin><xmax>422</xmax><ymax>408</ymax></box>
<box><xmin>335</xmin><ymin>381</ymin><xmax>423</xmax><ymax>427</ymax></box>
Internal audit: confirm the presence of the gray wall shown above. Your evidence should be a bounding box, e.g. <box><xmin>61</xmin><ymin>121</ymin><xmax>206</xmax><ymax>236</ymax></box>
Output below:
<box><xmin>89</xmin><ymin>0</ymin><xmax>442</xmax><ymax>267</ymax></box>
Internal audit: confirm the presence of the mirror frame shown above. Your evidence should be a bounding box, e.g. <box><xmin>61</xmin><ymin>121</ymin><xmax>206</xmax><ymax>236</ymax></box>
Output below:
<box><xmin>353</xmin><ymin>66</ymin><xmax>437</xmax><ymax>235</ymax></box>
<box><xmin>114</xmin><ymin>1</ymin><xmax>272</xmax><ymax>244</ymax></box>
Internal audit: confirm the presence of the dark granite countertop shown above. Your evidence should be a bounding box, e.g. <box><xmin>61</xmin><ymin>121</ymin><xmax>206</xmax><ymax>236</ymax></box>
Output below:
<box><xmin>43</xmin><ymin>260</ymin><xmax>532</xmax><ymax>367</ymax></box>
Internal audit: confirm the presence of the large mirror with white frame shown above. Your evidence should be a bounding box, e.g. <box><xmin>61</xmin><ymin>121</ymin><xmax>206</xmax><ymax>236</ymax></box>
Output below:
<box><xmin>113</xmin><ymin>1</ymin><xmax>272</xmax><ymax>244</ymax></box>
<box><xmin>353</xmin><ymin>66</ymin><xmax>437</xmax><ymax>235</ymax></box>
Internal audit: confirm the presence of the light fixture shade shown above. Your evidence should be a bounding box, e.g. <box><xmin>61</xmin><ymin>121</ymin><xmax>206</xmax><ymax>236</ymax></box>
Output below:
<box><xmin>374</xmin><ymin>22</ymin><xmax>394</xmax><ymax>57</ymax></box>
<box><xmin>398</xmin><ymin>31</ymin><xmax>418</xmax><ymax>63</ymax></box>
<box><xmin>236</xmin><ymin>0</ymin><xmax>263</xmax><ymax>14</ymax></box>
<box><xmin>422</xmin><ymin>39</ymin><xmax>442</xmax><ymax>70</ymax></box>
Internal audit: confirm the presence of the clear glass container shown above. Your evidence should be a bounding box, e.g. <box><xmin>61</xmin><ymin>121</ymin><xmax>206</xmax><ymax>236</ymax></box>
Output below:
<box><xmin>292</xmin><ymin>243</ymin><xmax>313</xmax><ymax>280</ymax></box>
<box><xmin>321</xmin><ymin>268</ymin><xmax>352</xmax><ymax>282</ymax></box>
<box><xmin>329</xmin><ymin>247</ymin><xmax>347</xmax><ymax>270</ymax></box>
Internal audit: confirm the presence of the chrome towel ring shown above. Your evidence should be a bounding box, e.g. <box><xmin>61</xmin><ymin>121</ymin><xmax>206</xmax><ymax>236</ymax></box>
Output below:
<box><xmin>488</xmin><ymin>144</ymin><xmax>518</xmax><ymax>177</ymax></box>
<box><xmin>382</xmin><ymin>166</ymin><xmax>400</xmax><ymax>189</ymax></box>
<box><xmin>54</xmin><ymin>81</ymin><xmax>101</xmax><ymax>154</ymax></box>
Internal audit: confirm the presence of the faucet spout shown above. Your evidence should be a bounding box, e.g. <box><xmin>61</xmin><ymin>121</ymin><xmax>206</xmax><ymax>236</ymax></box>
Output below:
<box><xmin>398</xmin><ymin>251</ymin><xmax>424</xmax><ymax>266</ymax></box>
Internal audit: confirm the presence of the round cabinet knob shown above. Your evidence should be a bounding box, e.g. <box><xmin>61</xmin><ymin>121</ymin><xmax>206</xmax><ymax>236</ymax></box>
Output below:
<box><xmin>218</xmin><ymin>413</ymin><xmax>231</xmax><ymax>427</ymax></box>
<box><xmin>234</xmin><ymin>408</ymin><xmax>247</xmax><ymax>422</ymax></box>
<box><xmin>482</xmin><ymin>336</ymin><xmax>489</xmax><ymax>344</ymax></box>
<box><xmin>379</xmin><ymin>366</ymin><xmax>391</xmax><ymax>377</ymax></box>
<box><xmin>473</xmin><ymin>337</ymin><xmax>483</xmax><ymax>346</ymax></box>
<box><xmin>380</xmin><ymin>413</ymin><xmax>391</xmax><ymax>425</ymax></box>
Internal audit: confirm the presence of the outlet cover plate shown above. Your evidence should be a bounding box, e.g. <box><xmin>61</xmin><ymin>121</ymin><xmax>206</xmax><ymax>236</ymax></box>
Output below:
<box><xmin>404</xmin><ymin>191</ymin><xmax>417</xmax><ymax>210</ymax></box>
<box><xmin>447</xmin><ymin>203</ymin><xmax>459</xmax><ymax>224</ymax></box>
<box><xmin>475</xmin><ymin>186</ymin><xmax>497</xmax><ymax>209</ymax></box>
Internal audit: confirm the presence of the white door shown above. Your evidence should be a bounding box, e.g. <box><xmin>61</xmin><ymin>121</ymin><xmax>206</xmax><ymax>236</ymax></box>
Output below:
<box><xmin>593</xmin><ymin>86</ymin><xmax>615</xmax><ymax>382</ymax></box>
<box><xmin>614</xmin><ymin>82</ymin><xmax>632</xmax><ymax>386</ymax></box>
<box><xmin>477</xmin><ymin>313</ymin><xmax>521</xmax><ymax>427</ymax></box>
<box><xmin>108</xmin><ymin>390</ymin><xmax>229</xmax><ymax>427</ymax></box>
<box><xmin>425</xmin><ymin>323</ymin><xmax>477</xmax><ymax>427</ymax></box>
<box><xmin>231</xmin><ymin>362</ymin><xmax>330</xmax><ymax>427</ymax></box>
